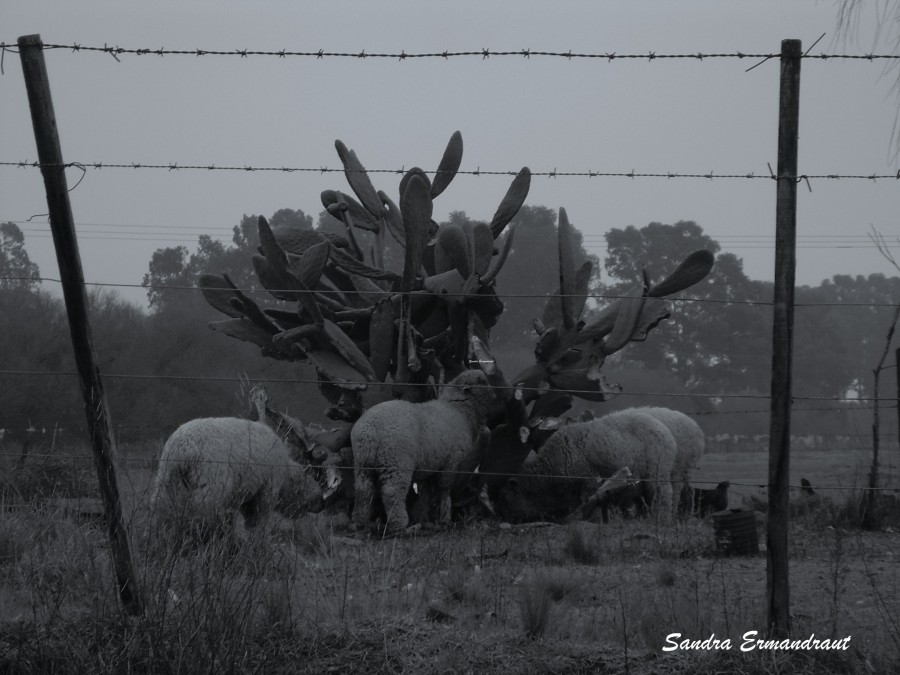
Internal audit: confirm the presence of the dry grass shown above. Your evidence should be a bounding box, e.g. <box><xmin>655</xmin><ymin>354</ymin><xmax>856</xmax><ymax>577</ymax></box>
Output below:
<box><xmin>0</xmin><ymin>444</ymin><xmax>897</xmax><ymax>673</ymax></box>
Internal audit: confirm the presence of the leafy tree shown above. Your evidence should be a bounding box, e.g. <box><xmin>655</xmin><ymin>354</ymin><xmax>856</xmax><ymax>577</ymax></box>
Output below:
<box><xmin>143</xmin><ymin>210</ymin><xmax>315</xmax><ymax>310</ymax></box>
<box><xmin>602</xmin><ymin>221</ymin><xmax>772</xmax><ymax>399</ymax></box>
<box><xmin>0</xmin><ymin>222</ymin><xmax>41</xmax><ymax>290</ymax></box>
<box><xmin>0</xmin><ymin>287</ymin><xmax>82</xmax><ymax>439</ymax></box>
<box><xmin>269</xmin><ymin>208</ymin><xmax>313</xmax><ymax>232</ymax></box>
<box><xmin>798</xmin><ymin>273</ymin><xmax>900</xmax><ymax>400</ymax></box>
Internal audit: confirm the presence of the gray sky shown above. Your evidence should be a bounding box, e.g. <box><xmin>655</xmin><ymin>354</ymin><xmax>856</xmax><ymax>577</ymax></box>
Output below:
<box><xmin>3</xmin><ymin>1</ymin><xmax>899</xmax><ymax>308</ymax></box>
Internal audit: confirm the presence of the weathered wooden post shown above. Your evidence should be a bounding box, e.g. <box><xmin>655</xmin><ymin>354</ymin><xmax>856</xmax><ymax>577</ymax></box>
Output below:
<box><xmin>894</xmin><ymin>348</ymin><xmax>900</xmax><ymax>511</ymax></box>
<box><xmin>768</xmin><ymin>38</ymin><xmax>801</xmax><ymax>639</ymax></box>
<box><xmin>17</xmin><ymin>34</ymin><xmax>143</xmax><ymax>616</ymax></box>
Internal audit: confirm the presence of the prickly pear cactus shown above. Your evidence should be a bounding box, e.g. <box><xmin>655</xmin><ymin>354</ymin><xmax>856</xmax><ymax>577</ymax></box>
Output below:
<box><xmin>507</xmin><ymin>212</ymin><xmax>716</xmax><ymax>406</ymax></box>
<box><xmin>200</xmin><ymin>131</ymin><xmax>529</xmax><ymax>420</ymax></box>
<box><xmin>199</xmin><ymin>131</ymin><xmax>714</xmax><ymax>433</ymax></box>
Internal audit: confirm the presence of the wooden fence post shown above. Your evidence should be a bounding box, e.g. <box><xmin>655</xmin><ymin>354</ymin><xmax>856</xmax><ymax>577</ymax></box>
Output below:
<box><xmin>17</xmin><ymin>34</ymin><xmax>143</xmax><ymax>616</ymax></box>
<box><xmin>767</xmin><ymin>38</ymin><xmax>802</xmax><ymax>639</ymax></box>
<box><xmin>895</xmin><ymin>347</ymin><xmax>900</xmax><ymax>459</ymax></box>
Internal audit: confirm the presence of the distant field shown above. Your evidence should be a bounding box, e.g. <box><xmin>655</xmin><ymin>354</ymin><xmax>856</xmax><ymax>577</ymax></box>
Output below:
<box><xmin>5</xmin><ymin>439</ymin><xmax>899</xmax><ymax>522</ymax></box>
<box><xmin>695</xmin><ymin>446</ymin><xmax>900</xmax><ymax>508</ymax></box>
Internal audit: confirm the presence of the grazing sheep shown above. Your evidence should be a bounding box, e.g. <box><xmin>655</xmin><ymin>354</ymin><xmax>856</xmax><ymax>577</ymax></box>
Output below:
<box><xmin>577</xmin><ymin>466</ymin><xmax>640</xmax><ymax>522</ymax></box>
<box><xmin>151</xmin><ymin>417</ymin><xmax>324</xmax><ymax>537</ymax></box>
<box><xmin>494</xmin><ymin>408</ymin><xmax>678</xmax><ymax>522</ymax></box>
<box><xmin>582</xmin><ymin>408</ymin><xmax>706</xmax><ymax>520</ymax></box>
<box><xmin>350</xmin><ymin>369</ymin><xmax>495</xmax><ymax>534</ymax></box>
<box><xmin>619</xmin><ymin>408</ymin><xmax>703</xmax><ymax>511</ymax></box>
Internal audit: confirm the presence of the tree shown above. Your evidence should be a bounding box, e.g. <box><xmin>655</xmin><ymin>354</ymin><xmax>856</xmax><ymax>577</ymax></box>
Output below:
<box><xmin>0</xmin><ymin>222</ymin><xmax>41</xmax><ymax>290</ymax></box>
<box><xmin>269</xmin><ymin>208</ymin><xmax>313</xmax><ymax>232</ymax></box>
<box><xmin>802</xmin><ymin>272</ymin><xmax>900</xmax><ymax>400</ymax></box>
<box><xmin>143</xmin><ymin>210</ymin><xmax>315</xmax><ymax>310</ymax></box>
<box><xmin>602</xmin><ymin>221</ymin><xmax>771</xmax><ymax>399</ymax></box>
<box><xmin>0</xmin><ymin>287</ymin><xmax>82</xmax><ymax>439</ymax></box>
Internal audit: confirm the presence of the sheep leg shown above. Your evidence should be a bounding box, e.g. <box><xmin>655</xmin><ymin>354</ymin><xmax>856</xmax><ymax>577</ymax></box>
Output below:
<box><xmin>380</xmin><ymin>468</ymin><xmax>413</xmax><ymax>533</ymax></box>
<box><xmin>656</xmin><ymin>480</ymin><xmax>674</xmax><ymax>520</ymax></box>
<box><xmin>352</xmin><ymin>469</ymin><xmax>376</xmax><ymax>529</ymax></box>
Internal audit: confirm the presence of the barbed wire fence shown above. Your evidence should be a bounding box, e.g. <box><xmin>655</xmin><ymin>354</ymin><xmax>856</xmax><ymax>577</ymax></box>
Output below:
<box><xmin>3</xmin><ymin>41</ymin><xmax>900</xmax><ymax>510</ymax></box>
<box><xmin>0</xmin><ymin>38</ymin><xmax>900</xmax><ymax>456</ymax></box>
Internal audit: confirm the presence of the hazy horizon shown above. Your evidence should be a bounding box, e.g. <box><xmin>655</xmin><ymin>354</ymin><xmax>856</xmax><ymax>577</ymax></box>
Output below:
<box><xmin>4</xmin><ymin>1</ymin><xmax>900</xmax><ymax>308</ymax></box>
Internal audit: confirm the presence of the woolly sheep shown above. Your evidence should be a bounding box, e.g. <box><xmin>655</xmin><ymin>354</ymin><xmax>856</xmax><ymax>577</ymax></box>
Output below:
<box><xmin>350</xmin><ymin>369</ymin><xmax>495</xmax><ymax>534</ymax></box>
<box><xmin>577</xmin><ymin>466</ymin><xmax>639</xmax><ymax>522</ymax></box>
<box><xmin>576</xmin><ymin>407</ymin><xmax>706</xmax><ymax>519</ymax></box>
<box><xmin>628</xmin><ymin>407</ymin><xmax>705</xmax><ymax>513</ymax></box>
<box><xmin>151</xmin><ymin>417</ymin><xmax>324</xmax><ymax>536</ymax></box>
<box><xmin>494</xmin><ymin>408</ymin><xmax>678</xmax><ymax>522</ymax></box>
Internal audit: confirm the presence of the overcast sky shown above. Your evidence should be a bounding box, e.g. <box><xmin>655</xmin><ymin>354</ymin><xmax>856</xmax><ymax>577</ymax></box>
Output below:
<box><xmin>3</xmin><ymin>1</ymin><xmax>899</xmax><ymax>308</ymax></box>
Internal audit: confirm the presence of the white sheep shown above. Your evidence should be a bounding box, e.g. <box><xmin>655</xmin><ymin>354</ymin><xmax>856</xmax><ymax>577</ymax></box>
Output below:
<box><xmin>151</xmin><ymin>417</ymin><xmax>323</xmax><ymax>537</ymax></box>
<box><xmin>495</xmin><ymin>408</ymin><xmax>678</xmax><ymax>522</ymax></box>
<box><xmin>625</xmin><ymin>407</ymin><xmax>705</xmax><ymax>513</ymax></box>
<box><xmin>350</xmin><ymin>369</ymin><xmax>495</xmax><ymax>533</ymax></box>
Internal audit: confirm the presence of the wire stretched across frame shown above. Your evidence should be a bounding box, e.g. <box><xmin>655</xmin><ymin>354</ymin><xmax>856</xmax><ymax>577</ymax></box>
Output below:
<box><xmin>7</xmin><ymin>275</ymin><xmax>900</xmax><ymax>310</ymax></box>
<box><xmin>4</xmin><ymin>160</ymin><xmax>900</xmax><ymax>182</ymax></box>
<box><xmin>0</xmin><ymin>450</ymin><xmax>896</xmax><ymax>494</ymax></box>
<box><xmin>1</xmin><ymin>368</ymin><xmax>897</xmax><ymax>405</ymax></box>
<box><xmin>5</xmin><ymin>41</ymin><xmax>900</xmax><ymax>62</ymax></box>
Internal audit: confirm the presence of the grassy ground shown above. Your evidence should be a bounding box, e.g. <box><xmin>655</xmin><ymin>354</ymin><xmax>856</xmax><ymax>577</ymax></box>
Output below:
<box><xmin>0</xmin><ymin>443</ymin><xmax>898</xmax><ymax>674</ymax></box>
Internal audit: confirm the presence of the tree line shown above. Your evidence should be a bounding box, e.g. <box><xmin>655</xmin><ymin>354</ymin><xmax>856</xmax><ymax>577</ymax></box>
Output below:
<box><xmin>1</xmin><ymin>209</ymin><xmax>896</xmax><ymax>447</ymax></box>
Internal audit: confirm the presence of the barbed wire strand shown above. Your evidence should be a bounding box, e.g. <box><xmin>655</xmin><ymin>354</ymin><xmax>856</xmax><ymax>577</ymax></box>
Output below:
<box><xmin>8</xmin><ymin>275</ymin><xmax>900</xmax><ymax>309</ymax></box>
<box><xmin>5</xmin><ymin>411</ymin><xmax>895</xmax><ymax>439</ymax></box>
<box><xmin>4</xmin><ymin>42</ymin><xmax>900</xmax><ymax>62</ymax></box>
<box><xmin>0</xmin><ymin>368</ymin><xmax>895</xmax><ymax>405</ymax></box>
<box><xmin>1</xmin><ymin>451</ymin><xmax>897</xmax><ymax>494</ymax></box>
<box><xmin>4</xmin><ymin>160</ymin><xmax>900</xmax><ymax>183</ymax></box>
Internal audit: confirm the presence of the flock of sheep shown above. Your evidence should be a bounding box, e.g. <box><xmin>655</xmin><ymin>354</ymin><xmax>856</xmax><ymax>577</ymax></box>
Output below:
<box><xmin>150</xmin><ymin>369</ymin><xmax>727</xmax><ymax>541</ymax></box>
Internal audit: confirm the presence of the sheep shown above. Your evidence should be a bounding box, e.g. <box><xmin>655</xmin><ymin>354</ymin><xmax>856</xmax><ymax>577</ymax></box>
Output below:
<box><xmin>494</xmin><ymin>408</ymin><xmax>678</xmax><ymax>523</ymax></box>
<box><xmin>576</xmin><ymin>466</ymin><xmax>640</xmax><ymax>522</ymax></box>
<box><xmin>350</xmin><ymin>369</ymin><xmax>496</xmax><ymax>534</ymax></box>
<box><xmin>151</xmin><ymin>417</ymin><xmax>324</xmax><ymax>538</ymax></box>
<box><xmin>629</xmin><ymin>407</ymin><xmax>705</xmax><ymax>509</ymax></box>
<box><xmin>580</xmin><ymin>407</ymin><xmax>705</xmax><ymax>519</ymax></box>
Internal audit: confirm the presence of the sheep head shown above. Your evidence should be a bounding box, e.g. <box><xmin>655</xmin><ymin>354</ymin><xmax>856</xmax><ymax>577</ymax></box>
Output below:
<box><xmin>276</xmin><ymin>464</ymin><xmax>325</xmax><ymax>517</ymax></box>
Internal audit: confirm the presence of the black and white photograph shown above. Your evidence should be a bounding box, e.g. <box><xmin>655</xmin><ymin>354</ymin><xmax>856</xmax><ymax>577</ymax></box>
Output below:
<box><xmin>1</xmin><ymin>2</ymin><xmax>899</xmax><ymax>672</ymax></box>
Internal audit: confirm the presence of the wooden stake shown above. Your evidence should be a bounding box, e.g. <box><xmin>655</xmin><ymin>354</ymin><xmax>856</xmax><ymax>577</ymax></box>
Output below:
<box><xmin>767</xmin><ymin>38</ymin><xmax>801</xmax><ymax>639</ymax></box>
<box><xmin>896</xmin><ymin>347</ymin><xmax>900</xmax><ymax>459</ymax></box>
<box><xmin>17</xmin><ymin>34</ymin><xmax>143</xmax><ymax>616</ymax></box>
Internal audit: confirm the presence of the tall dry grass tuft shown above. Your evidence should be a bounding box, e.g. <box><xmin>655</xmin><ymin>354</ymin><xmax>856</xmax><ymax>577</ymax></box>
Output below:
<box><xmin>440</xmin><ymin>564</ymin><xmax>484</xmax><ymax>605</ymax></box>
<box><xmin>837</xmin><ymin>488</ymin><xmax>900</xmax><ymax>531</ymax></box>
<box><xmin>519</xmin><ymin>581</ymin><xmax>554</xmax><ymax>640</ymax></box>
<box><xmin>531</xmin><ymin>567</ymin><xmax>582</xmax><ymax>602</ymax></box>
<box><xmin>562</xmin><ymin>523</ymin><xmax>599</xmax><ymax>565</ymax></box>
